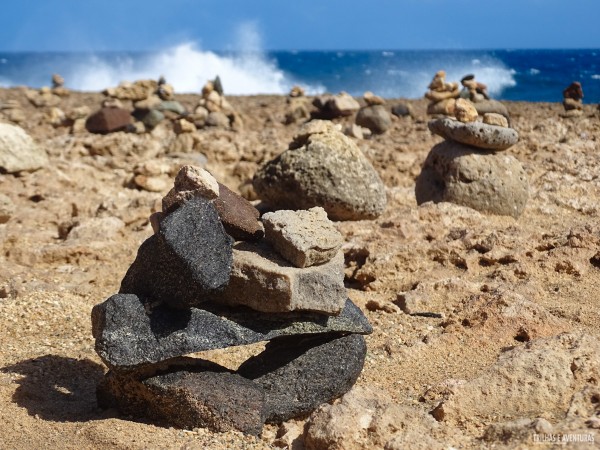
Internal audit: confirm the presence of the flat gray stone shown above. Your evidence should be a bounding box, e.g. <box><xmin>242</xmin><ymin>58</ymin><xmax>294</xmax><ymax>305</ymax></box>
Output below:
<box><xmin>214</xmin><ymin>242</ymin><xmax>346</xmax><ymax>314</ymax></box>
<box><xmin>355</xmin><ymin>105</ymin><xmax>392</xmax><ymax>134</ymax></box>
<box><xmin>91</xmin><ymin>294</ymin><xmax>372</xmax><ymax>370</ymax></box>
<box><xmin>262</xmin><ymin>207</ymin><xmax>343</xmax><ymax>268</ymax></box>
<box><xmin>120</xmin><ymin>197</ymin><xmax>233</xmax><ymax>309</ymax></box>
<box><xmin>415</xmin><ymin>140</ymin><xmax>529</xmax><ymax>218</ymax></box>
<box><xmin>238</xmin><ymin>333</ymin><xmax>367</xmax><ymax>423</ymax></box>
<box><xmin>428</xmin><ymin>117</ymin><xmax>518</xmax><ymax>150</ymax></box>
<box><xmin>97</xmin><ymin>358</ymin><xmax>266</xmax><ymax>435</ymax></box>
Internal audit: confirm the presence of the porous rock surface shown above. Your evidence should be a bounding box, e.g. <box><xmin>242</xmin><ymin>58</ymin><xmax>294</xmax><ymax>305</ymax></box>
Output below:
<box><xmin>428</xmin><ymin>117</ymin><xmax>519</xmax><ymax>150</ymax></box>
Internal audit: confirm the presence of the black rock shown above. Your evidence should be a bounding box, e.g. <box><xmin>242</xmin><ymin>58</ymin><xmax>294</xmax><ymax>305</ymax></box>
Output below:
<box><xmin>238</xmin><ymin>333</ymin><xmax>367</xmax><ymax>422</ymax></box>
<box><xmin>97</xmin><ymin>358</ymin><xmax>266</xmax><ymax>435</ymax></box>
<box><xmin>120</xmin><ymin>197</ymin><xmax>233</xmax><ymax>308</ymax></box>
<box><xmin>92</xmin><ymin>293</ymin><xmax>372</xmax><ymax>370</ymax></box>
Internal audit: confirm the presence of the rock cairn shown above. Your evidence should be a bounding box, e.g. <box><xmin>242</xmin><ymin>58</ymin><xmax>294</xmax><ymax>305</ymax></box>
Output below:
<box><xmin>561</xmin><ymin>81</ymin><xmax>584</xmax><ymax>118</ymax></box>
<box><xmin>253</xmin><ymin>120</ymin><xmax>387</xmax><ymax>221</ymax></box>
<box><xmin>459</xmin><ymin>74</ymin><xmax>509</xmax><ymax>118</ymax></box>
<box><xmin>190</xmin><ymin>78</ymin><xmax>243</xmax><ymax>130</ymax></box>
<box><xmin>416</xmin><ymin>99</ymin><xmax>529</xmax><ymax>218</ymax></box>
<box><xmin>424</xmin><ymin>70</ymin><xmax>460</xmax><ymax>115</ymax></box>
<box><xmin>284</xmin><ymin>85</ymin><xmax>310</xmax><ymax>125</ymax></box>
<box><xmin>312</xmin><ymin>92</ymin><xmax>360</xmax><ymax>119</ymax></box>
<box><xmin>91</xmin><ymin>165</ymin><xmax>372</xmax><ymax>435</ymax></box>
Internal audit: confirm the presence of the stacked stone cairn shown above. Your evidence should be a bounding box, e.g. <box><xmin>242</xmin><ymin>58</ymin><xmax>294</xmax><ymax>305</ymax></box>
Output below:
<box><xmin>354</xmin><ymin>91</ymin><xmax>392</xmax><ymax>135</ymax></box>
<box><xmin>253</xmin><ymin>120</ymin><xmax>387</xmax><ymax>221</ymax></box>
<box><xmin>561</xmin><ymin>81</ymin><xmax>584</xmax><ymax>118</ymax></box>
<box><xmin>311</xmin><ymin>91</ymin><xmax>360</xmax><ymax>119</ymax></box>
<box><xmin>91</xmin><ymin>165</ymin><xmax>372</xmax><ymax>435</ymax></box>
<box><xmin>284</xmin><ymin>85</ymin><xmax>310</xmax><ymax>125</ymax></box>
<box><xmin>416</xmin><ymin>98</ymin><xmax>529</xmax><ymax>218</ymax></box>
<box><xmin>424</xmin><ymin>70</ymin><xmax>460</xmax><ymax>115</ymax></box>
<box><xmin>190</xmin><ymin>78</ymin><xmax>243</xmax><ymax>130</ymax></box>
<box><xmin>459</xmin><ymin>73</ymin><xmax>509</xmax><ymax>118</ymax></box>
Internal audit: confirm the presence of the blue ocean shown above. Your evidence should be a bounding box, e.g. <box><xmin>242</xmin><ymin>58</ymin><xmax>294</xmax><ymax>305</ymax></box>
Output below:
<box><xmin>1</xmin><ymin>44</ymin><xmax>599</xmax><ymax>103</ymax></box>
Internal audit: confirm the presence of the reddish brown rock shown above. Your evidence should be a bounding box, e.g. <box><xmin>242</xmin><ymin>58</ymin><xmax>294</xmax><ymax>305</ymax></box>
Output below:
<box><xmin>85</xmin><ymin>107</ymin><xmax>132</xmax><ymax>134</ymax></box>
<box><xmin>214</xmin><ymin>183</ymin><xmax>264</xmax><ymax>241</ymax></box>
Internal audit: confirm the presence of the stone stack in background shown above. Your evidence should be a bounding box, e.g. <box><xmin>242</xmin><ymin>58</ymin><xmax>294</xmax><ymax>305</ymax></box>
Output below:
<box><xmin>424</xmin><ymin>70</ymin><xmax>460</xmax><ymax>115</ymax></box>
<box><xmin>91</xmin><ymin>165</ymin><xmax>372</xmax><ymax>435</ymax></box>
<box><xmin>416</xmin><ymin>99</ymin><xmax>529</xmax><ymax>219</ymax></box>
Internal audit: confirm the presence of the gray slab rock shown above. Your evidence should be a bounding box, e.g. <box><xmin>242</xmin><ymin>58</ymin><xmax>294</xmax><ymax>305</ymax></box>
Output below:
<box><xmin>428</xmin><ymin>117</ymin><xmax>518</xmax><ymax>151</ymax></box>
<box><xmin>91</xmin><ymin>294</ymin><xmax>372</xmax><ymax>370</ymax></box>
<box><xmin>355</xmin><ymin>105</ymin><xmax>392</xmax><ymax>134</ymax></box>
<box><xmin>262</xmin><ymin>207</ymin><xmax>343</xmax><ymax>268</ymax></box>
<box><xmin>97</xmin><ymin>358</ymin><xmax>266</xmax><ymax>435</ymax></box>
<box><xmin>238</xmin><ymin>333</ymin><xmax>367</xmax><ymax>423</ymax></box>
<box><xmin>214</xmin><ymin>242</ymin><xmax>346</xmax><ymax>314</ymax></box>
<box><xmin>0</xmin><ymin>123</ymin><xmax>49</xmax><ymax>173</ymax></box>
<box><xmin>253</xmin><ymin>120</ymin><xmax>386</xmax><ymax>221</ymax></box>
<box><xmin>473</xmin><ymin>99</ymin><xmax>509</xmax><ymax>118</ymax></box>
<box><xmin>120</xmin><ymin>197</ymin><xmax>233</xmax><ymax>309</ymax></box>
<box><xmin>415</xmin><ymin>141</ymin><xmax>529</xmax><ymax>218</ymax></box>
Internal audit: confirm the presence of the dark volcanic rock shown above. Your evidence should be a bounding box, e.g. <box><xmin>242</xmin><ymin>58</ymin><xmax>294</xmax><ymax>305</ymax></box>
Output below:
<box><xmin>238</xmin><ymin>333</ymin><xmax>367</xmax><ymax>422</ymax></box>
<box><xmin>85</xmin><ymin>107</ymin><xmax>132</xmax><ymax>134</ymax></box>
<box><xmin>120</xmin><ymin>197</ymin><xmax>233</xmax><ymax>308</ymax></box>
<box><xmin>214</xmin><ymin>183</ymin><xmax>264</xmax><ymax>241</ymax></box>
<box><xmin>91</xmin><ymin>294</ymin><xmax>372</xmax><ymax>370</ymax></box>
<box><xmin>355</xmin><ymin>105</ymin><xmax>392</xmax><ymax>134</ymax></box>
<box><xmin>97</xmin><ymin>358</ymin><xmax>266</xmax><ymax>435</ymax></box>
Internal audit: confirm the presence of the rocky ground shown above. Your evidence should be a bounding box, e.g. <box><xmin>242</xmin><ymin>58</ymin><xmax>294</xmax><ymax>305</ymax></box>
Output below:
<box><xmin>1</xmin><ymin>87</ymin><xmax>600</xmax><ymax>449</ymax></box>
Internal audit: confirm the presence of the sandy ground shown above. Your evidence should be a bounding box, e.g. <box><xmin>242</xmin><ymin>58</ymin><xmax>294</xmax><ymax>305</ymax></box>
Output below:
<box><xmin>1</xmin><ymin>88</ymin><xmax>600</xmax><ymax>449</ymax></box>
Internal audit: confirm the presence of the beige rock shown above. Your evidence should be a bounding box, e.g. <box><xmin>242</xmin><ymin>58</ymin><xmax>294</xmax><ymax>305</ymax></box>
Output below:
<box><xmin>262</xmin><ymin>207</ymin><xmax>343</xmax><ymax>268</ymax></box>
<box><xmin>454</xmin><ymin>98</ymin><xmax>478</xmax><ymax>123</ymax></box>
<box><xmin>174</xmin><ymin>165</ymin><xmax>219</xmax><ymax>199</ymax></box>
<box><xmin>214</xmin><ymin>242</ymin><xmax>346</xmax><ymax>314</ymax></box>
<box><xmin>427</xmin><ymin>98</ymin><xmax>456</xmax><ymax>115</ymax></box>
<box><xmin>173</xmin><ymin>119</ymin><xmax>197</xmax><ymax>134</ymax></box>
<box><xmin>66</xmin><ymin>217</ymin><xmax>125</xmax><ymax>241</ymax></box>
<box><xmin>133</xmin><ymin>95</ymin><xmax>162</xmax><ymax>110</ymax></box>
<box><xmin>482</xmin><ymin>112</ymin><xmax>509</xmax><ymax>127</ymax></box>
<box><xmin>0</xmin><ymin>123</ymin><xmax>48</xmax><ymax>173</ymax></box>
<box><xmin>305</xmin><ymin>386</ymin><xmax>446</xmax><ymax>450</ymax></box>
<box><xmin>51</xmin><ymin>73</ymin><xmax>64</xmax><ymax>88</ymax></box>
<box><xmin>363</xmin><ymin>91</ymin><xmax>385</xmax><ymax>105</ymax></box>
<box><xmin>133</xmin><ymin>160</ymin><xmax>170</xmax><ymax>177</ymax></box>
<box><xmin>47</xmin><ymin>107</ymin><xmax>66</xmax><ymax>127</ymax></box>
<box><xmin>133</xmin><ymin>175</ymin><xmax>169</xmax><ymax>192</ymax></box>
<box><xmin>324</xmin><ymin>92</ymin><xmax>360</xmax><ymax>117</ymax></box>
<box><xmin>289</xmin><ymin>85</ymin><xmax>305</xmax><ymax>97</ymax></box>
<box><xmin>67</xmin><ymin>106</ymin><xmax>91</xmax><ymax>121</ymax></box>
<box><xmin>0</xmin><ymin>193</ymin><xmax>15</xmax><ymax>223</ymax></box>
<box><xmin>425</xmin><ymin>87</ymin><xmax>460</xmax><ymax>102</ymax></box>
<box><xmin>206</xmin><ymin>111</ymin><xmax>230</xmax><ymax>128</ymax></box>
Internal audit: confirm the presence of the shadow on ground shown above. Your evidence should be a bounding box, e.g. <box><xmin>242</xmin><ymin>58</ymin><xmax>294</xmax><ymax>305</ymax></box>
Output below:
<box><xmin>1</xmin><ymin>355</ymin><xmax>114</xmax><ymax>422</ymax></box>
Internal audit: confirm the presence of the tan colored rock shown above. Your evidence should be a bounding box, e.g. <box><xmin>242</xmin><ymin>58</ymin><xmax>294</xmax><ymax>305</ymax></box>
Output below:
<box><xmin>0</xmin><ymin>123</ymin><xmax>48</xmax><ymax>173</ymax></box>
<box><xmin>427</xmin><ymin>98</ymin><xmax>456</xmax><ymax>115</ymax></box>
<box><xmin>214</xmin><ymin>242</ymin><xmax>346</xmax><ymax>314</ymax></box>
<box><xmin>454</xmin><ymin>98</ymin><xmax>478</xmax><ymax>123</ymax></box>
<box><xmin>133</xmin><ymin>95</ymin><xmax>162</xmax><ymax>110</ymax></box>
<box><xmin>0</xmin><ymin>193</ymin><xmax>15</xmax><ymax>223</ymax></box>
<box><xmin>174</xmin><ymin>165</ymin><xmax>219</xmax><ymax>198</ymax></box>
<box><xmin>173</xmin><ymin>119</ymin><xmax>196</xmax><ymax>134</ymax></box>
<box><xmin>133</xmin><ymin>174</ymin><xmax>169</xmax><ymax>192</ymax></box>
<box><xmin>425</xmin><ymin>87</ymin><xmax>460</xmax><ymax>102</ymax></box>
<box><xmin>289</xmin><ymin>85</ymin><xmax>305</xmax><ymax>97</ymax></box>
<box><xmin>47</xmin><ymin>107</ymin><xmax>66</xmax><ymax>127</ymax></box>
<box><xmin>482</xmin><ymin>112</ymin><xmax>508</xmax><ymax>127</ymax></box>
<box><xmin>262</xmin><ymin>207</ymin><xmax>343</xmax><ymax>268</ymax></box>
<box><xmin>363</xmin><ymin>91</ymin><xmax>385</xmax><ymax>105</ymax></box>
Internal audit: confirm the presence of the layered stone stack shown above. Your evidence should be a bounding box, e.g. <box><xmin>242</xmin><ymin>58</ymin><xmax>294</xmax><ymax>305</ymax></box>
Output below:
<box><xmin>91</xmin><ymin>165</ymin><xmax>372</xmax><ymax>435</ymax></box>
<box><xmin>355</xmin><ymin>91</ymin><xmax>392</xmax><ymax>135</ymax></box>
<box><xmin>416</xmin><ymin>100</ymin><xmax>529</xmax><ymax>219</ymax></box>
<box><xmin>253</xmin><ymin>120</ymin><xmax>387</xmax><ymax>221</ymax></box>
<box><xmin>284</xmin><ymin>85</ymin><xmax>310</xmax><ymax>125</ymax></box>
<box><xmin>459</xmin><ymin>74</ymin><xmax>509</xmax><ymax>118</ymax></box>
<box><xmin>424</xmin><ymin>70</ymin><xmax>460</xmax><ymax>115</ymax></box>
<box><xmin>191</xmin><ymin>79</ymin><xmax>243</xmax><ymax>130</ymax></box>
<box><xmin>561</xmin><ymin>81</ymin><xmax>584</xmax><ymax>118</ymax></box>
<box><xmin>312</xmin><ymin>92</ymin><xmax>360</xmax><ymax>119</ymax></box>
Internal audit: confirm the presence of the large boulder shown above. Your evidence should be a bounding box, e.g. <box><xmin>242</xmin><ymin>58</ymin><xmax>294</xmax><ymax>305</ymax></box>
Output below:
<box><xmin>253</xmin><ymin>121</ymin><xmax>386</xmax><ymax>221</ymax></box>
<box><xmin>0</xmin><ymin>123</ymin><xmax>48</xmax><ymax>173</ymax></box>
<box><xmin>415</xmin><ymin>140</ymin><xmax>529</xmax><ymax>218</ymax></box>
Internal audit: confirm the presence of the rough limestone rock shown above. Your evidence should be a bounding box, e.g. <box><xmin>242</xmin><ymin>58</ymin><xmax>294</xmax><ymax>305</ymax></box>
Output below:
<box><xmin>262</xmin><ymin>207</ymin><xmax>343</xmax><ymax>268</ymax></box>
<box><xmin>453</xmin><ymin>98</ymin><xmax>478</xmax><ymax>123</ymax></box>
<box><xmin>482</xmin><ymin>112</ymin><xmax>508</xmax><ymax>127</ymax></box>
<box><xmin>85</xmin><ymin>107</ymin><xmax>132</xmax><ymax>134</ymax></box>
<box><xmin>415</xmin><ymin>141</ymin><xmax>529</xmax><ymax>218</ymax></box>
<box><xmin>215</xmin><ymin>242</ymin><xmax>346</xmax><ymax>314</ymax></box>
<box><xmin>430</xmin><ymin>332</ymin><xmax>600</xmax><ymax>426</ymax></box>
<box><xmin>91</xmin><ymin>294</ymin><xmax>372</xmax><ymax>370</ymax></box>
<box><xmin>214</xmin><ymin>183</ymin><xmax>264</xmax><ymax>241</ymax></box>
<box><xmin>0</xmin><ymin>193</ymin><xmax>14</xmax><ymax>223</ymax></box>
<box><xmin>253</xmin><ymin>120</ymin><xmax>387</xmax><ymax>221</ymax></box>
<box><xmin>173</xmin><ymin>165</ymin><xmax>219</xmax><ymax>199</ymax></box>
<box><xmin>97</xmin><ymin>359</ymin><xmax>266</xmax><ymax>435</ymax></box>
<box><xmin>355</xmin><ymin>105</ymin><xmax>392</xmax><ymax>134</ymax></box>
<box><xmin>120</xmin><ymin>197</ymin><xmax>233</xmax><ymax>308</ymax></box>
<box><xmin>238</xmin><ymin>334</ymin><xmax>367</xmax><ymax>423</ymax></box>
<box><xmin>0</xmin><ymin>123</ymin><xmax>48</xmax><ymax>173</ymax></box>
<box><xmin>428</xmin><ymin>117</ymin><xmax>518</xmax><ymax>150</ymax></box>
<box><xmin>314</xmin><ymin>93</ymin><xmax>360</xmax><ymax>118</ymax></box>
<box><xmin>304</xmin><ymin>386</ymin><xmax>446</xmax><ymax>450</ymax></box>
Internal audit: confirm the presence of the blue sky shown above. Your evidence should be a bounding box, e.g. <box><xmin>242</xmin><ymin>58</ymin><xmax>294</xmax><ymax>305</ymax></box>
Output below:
<box><xmin>1</xmin><ymin>0</ymin><xmax>599</xmax><ymax>52</ymax></box>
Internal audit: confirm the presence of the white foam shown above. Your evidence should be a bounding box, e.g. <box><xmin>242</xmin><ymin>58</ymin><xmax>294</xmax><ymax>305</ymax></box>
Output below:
<box><xmin>591</xmin><ymin>74</ymin><xmax>600</xmax><ymax>80</ymax></box>
<box><xmin>529</xmin><ymin>68</ymin><xmax>541</xmax><ymax>75</ymax></box>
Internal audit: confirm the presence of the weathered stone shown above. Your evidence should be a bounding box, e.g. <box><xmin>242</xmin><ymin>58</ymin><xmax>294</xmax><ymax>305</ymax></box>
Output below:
<box><xmin>314</xmin><ymin>93</ymin><xmax>360</xmax><ymax>118</ymax></box>
<box><xmin>85</xmin><ymin>107</ymin><xmax>132</xmax><ymax>134</ymax></box>
<box><xmin>425</xmin><ymin>88</ymin><xmax>460</xmax><ymax>102</ymax></box>
<box><xmin>120</xmin><ymin>197</ymin><xmax>233</xmax><ymax>308</ymax></box>
<box><xmin>363</xmin><ymin>91</ymin><xmax>385</xmax><ymax>105</ymax></box>
<box><xmin>391</xmin><ymin>102</ymin><xmax>413</xmax><ymax>118</ymax></box>
<box><xmin>454</xmin><ymin>98</ymin><xmax>478</xmax><ymax>123</ymax></box>
<box><xmin>482</xmin><ymin>113</ymin><xmax>508</xmax><ymax>127</ymax></box>
<box><xmin>284</xmin><ymin>97</ymin><xmax>310</xmax><ymax>125</ymax></box>
<box><xmin>206</xmin><ymin>111</ymin><xmax>230</xmax><ymax>127</ymax></box>
<box><xmin>428</xmin><ymin>117</ymin><xmax>518</xmax><ymax>150</ymax></box>
<box><xmin>133</xmin><ymin>174</ymin><xmax>169</xmax><ymax>192</ymax></box>
<box><xmin>355</xmin><ymin>105</ymin><xmax>392</xmax><ymax>134</ymax></box>
<box><xmin>238</xmin><ymin>333</ymin><xmax>367</xmax><ymax>423</ymax></box>
<box><xmin>133</xmin><ymin>108</ymin><xmax>164</xmax><ymax>129</ymax></box>
<box><xmin>0</xmin><ymin>123</ymin><xmax>48</xmax><ymax>173</ymax></box>
<box><xmin>215</xmin><ymin>242</ymin><xmax>346</xmax><ymax>314</ymax></box>
<box><xmin>133</xmin><ymin>95</ymin><xmax>162</xmax><ymax>110</ymax></box>
<box><xmin>214</xmin><ymin>183</ymin><xmax>264</xmax><ymax>241</ymax></box>
<box><xmin>174</xmin><ymin>165</ymin><xmax>219</xmax><ymax>199</ymax></box>
<box><xmin>97</xmin><ymin>359</ymin><xmax>266</xmax><ymax>435</ymax></box>
<box><xmin>104</xmin><ymin>80</ymin><xmax>157</xmax><ymax>101</ymax></box>
<box><xmin>173</xmin><ymin>118</ymin><xmax>196</xmax><ymax>134</ymax></box>
<box><xmin>472</xmin><ymin>99</ymin><xmax>509</xmax><ymax>117</ymax></box>
<box><xmin>262</xmin><ymin>207</ymin><xmax>343</xmax><ymax>268</ymax></box>
<box><xmin>253</xmin><ymin>121</ymin><xmax>387</xmax><ymax>221</ymax></box>
<box><xmin>427</xmin><ymin>98</ymin><xmax>456</xmax><ymax>116</ymax></box>
<box><xmin>0</xmin><ymin>193</ymin><xmax>15</xmax><ymax>223</ymax></box>
<box><xmin>415</xmin><ymin>140</ymin><xmax>529</xmax><ymax>218</ymax></box>
<box><xmin>92</xmin><ymin>293</ymin><xmax>372</xmax><ymax>370</ymax></box>
<box><xmin>156</xmin><ymin>101</ymin><xmax>186</xmax><ymax>115</ymax></box>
